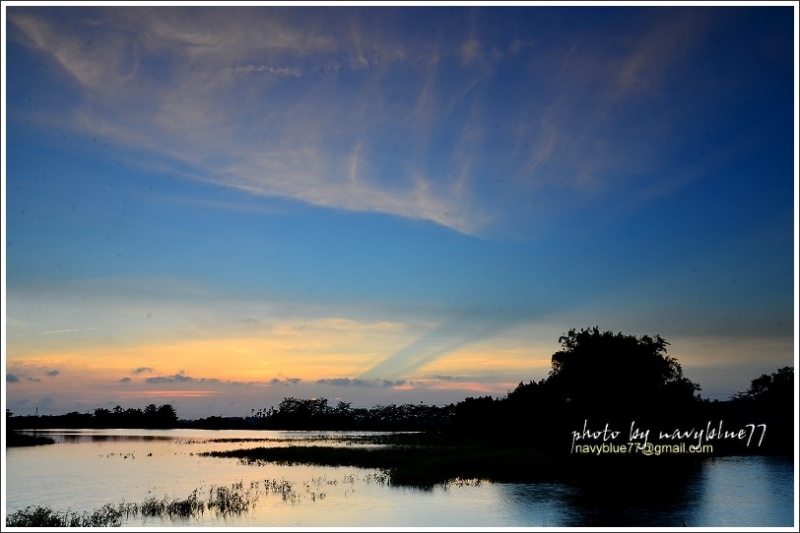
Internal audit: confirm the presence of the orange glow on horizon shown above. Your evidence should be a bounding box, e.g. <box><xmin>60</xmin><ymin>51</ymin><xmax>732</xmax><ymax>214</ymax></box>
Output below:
<box><xmin>133</xmin><ymin>390</ymin><xmax>218</xmax><ymax>398</ymax></box>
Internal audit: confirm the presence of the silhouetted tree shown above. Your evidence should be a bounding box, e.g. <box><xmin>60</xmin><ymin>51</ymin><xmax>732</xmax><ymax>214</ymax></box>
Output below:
<box><xmin>730</xmin><ymin>366</ymin><xmax>794</xmax><ymax>455</ymax></box>
<box><xmin>254</xmin><ymin>397</ymin><xmax>455</xmax><ymax>430</ymax></box>
<box><xmin>454</xmin><ymin>396</ymin><xmax>505</xmax><ymax>433</ymax></box>
<box><xmin>543</xmin><ymin>327</ymin><xmax>700</xmax><ymax>420</ymax></box>
<box><xmin>93</xmin><ymin>408</ymin><xmax>114</xmax><ymax>427</ymax></box>
<box><xmin>156</xmin><ymin>404</ymin><xmax>178</xmax><ymax>426</ymax></box>
<box><xmin>733</xmin><ymin>366</ymin><xmax>793</xmax><ymax>404</ymax></box>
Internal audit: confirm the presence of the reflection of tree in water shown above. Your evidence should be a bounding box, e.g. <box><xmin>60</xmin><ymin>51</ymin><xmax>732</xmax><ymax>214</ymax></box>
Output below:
<box><xmin>560</xmin><ymin>460</ymin><xmax>705</xmax><ymax>527</ymax></box>
<box><xmin>687</xmin><ymin>456</ymin><xmax>795</xmax><ymax>528</ymax></box>
<box><xmin>497</xmin><ymin>456</ymin><xmax>794</xmax><ymax>527</ymax></box>
<box><xmin>495</xmin><ymin>461</ymin><xmax>705</xmax><ymax>527</ymax></box>
<box><xmin>56</xmin><ymin>433</ymin><xmax>174</xmax><ymax>444</ymax></box>
<box><xmin>492</xmin><ymin>483</ymin><xmax>577</xmax><ymax>527</ymax></box>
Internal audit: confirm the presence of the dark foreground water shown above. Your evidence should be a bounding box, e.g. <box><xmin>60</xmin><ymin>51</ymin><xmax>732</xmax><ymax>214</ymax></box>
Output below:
<box><xmin>4</xmin><ymin>429</ymin><xmax>795</xmax><ymax>527</ymax></box>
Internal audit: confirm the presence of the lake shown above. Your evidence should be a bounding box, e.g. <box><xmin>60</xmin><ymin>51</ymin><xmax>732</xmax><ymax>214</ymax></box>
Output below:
<box><xmin>4</xmin><ymin>429</ymin><xmax>795</xmax><ymax>527</ymax></box>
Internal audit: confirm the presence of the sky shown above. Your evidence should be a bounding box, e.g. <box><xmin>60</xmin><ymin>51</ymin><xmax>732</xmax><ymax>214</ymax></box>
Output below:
<box><xmin>2</xmin><ymin>4</ymin><xmax>797</xmax><ymax>419</ymax></box>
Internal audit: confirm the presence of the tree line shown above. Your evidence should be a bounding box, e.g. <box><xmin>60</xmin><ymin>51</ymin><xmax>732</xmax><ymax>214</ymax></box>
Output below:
<box><xmin>6</xmin><ymin>403</ymin><xmax>178</xmax><ymax>430</ymax></box>
<box><xmin>6</xmin><ymin>327</ymin><xmax>794</xmax><ymax>454</ymax></box>
<box><xmin>241</xmin><ymin>328</ymin><xmax>793</xmax><ymax>454</ymax></box>
<box><xmin>248</xmin><ymin>397</ymin><xmax>456</xmax><ymax>430</ymax></box>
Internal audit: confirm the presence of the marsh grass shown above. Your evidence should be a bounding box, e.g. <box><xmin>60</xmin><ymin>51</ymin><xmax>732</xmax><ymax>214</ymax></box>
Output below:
<box><xmin>5</xmin><ymin>472</ymin><xmax>370</xmax><ymax>527</ymax></box>
<box><xmin>5</xmin><ymin>504</ymin><xmax>125</xmax><ymax>527</ymax></box>
<box><xmin>6</xmin><ymin>481</ymin><xmax>264</xmax><ymax>527</ymax></box>
<box><xmin>202</xmin><ymin>434</ymin><xmax>697</xmax><ymax>489</ymax></box>
<box><xmin>203</xmin><ymin>443</ymin><xmax>553</xmax><ymax>488</ymax></box>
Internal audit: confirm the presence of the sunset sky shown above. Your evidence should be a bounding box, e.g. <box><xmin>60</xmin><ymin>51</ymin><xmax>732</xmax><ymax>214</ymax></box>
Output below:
<box><xmin>3</xmin><ymin>5</ymin><xmax>797</xmax><ymax>419</ymax></box>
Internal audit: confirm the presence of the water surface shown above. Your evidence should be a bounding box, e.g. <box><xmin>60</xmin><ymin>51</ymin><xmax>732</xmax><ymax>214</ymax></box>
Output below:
<box><xmin>4</xmin><ymin>429</ymin><xmax>794</xmax><ymax>527</ymax></box>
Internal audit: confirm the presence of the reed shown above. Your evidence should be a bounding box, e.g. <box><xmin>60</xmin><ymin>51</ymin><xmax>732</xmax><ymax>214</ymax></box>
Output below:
<box><xmin>5</xmin><ymin>504</ymin><xmax>124</xmax><ymax>527</ymax></box>
<box><xmin>203</xmin><ymin>442</ymin><xmax>564</xmax><ymax>488</ymax></box>
<box><xmin>5</xmin><ymin>481</ymin><xmax>260</xmax><ymax>527</ymax></box>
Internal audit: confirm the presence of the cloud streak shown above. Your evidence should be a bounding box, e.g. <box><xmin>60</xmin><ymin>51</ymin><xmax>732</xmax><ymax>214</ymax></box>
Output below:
<box><xmin>7</xmin><ymin>7</ymin><xmax>720</xmax><ymax>239</ymax></box>
<box><xmin>144</xmin><ymin>373</ymin><xmax>220</xmax><ymax>385</ymax></box>
<box><xmin>317</xmin><ymin>377</ymin><xmax>406</xmax><ymax>388</ymax></box>
<box><xmin>359</xmin><ymin>310</ymin><xmax>527</xmax><ymax>380</ymax></box>
<box><xmin>269</xmin><ymin>377</ymin><xmax>302</xmax><ymax>386</ymax></box>
<box><xmin>39</xmin><ymin>327</ymin><xmax>98</xmax><ymax>335</ymax></box>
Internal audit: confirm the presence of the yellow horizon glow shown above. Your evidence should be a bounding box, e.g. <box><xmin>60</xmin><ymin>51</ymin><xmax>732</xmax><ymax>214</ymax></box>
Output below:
<box><xmin>5</xmin><ymin>317</ymin><xmax>412</xmax><ymax>380</ymax></box>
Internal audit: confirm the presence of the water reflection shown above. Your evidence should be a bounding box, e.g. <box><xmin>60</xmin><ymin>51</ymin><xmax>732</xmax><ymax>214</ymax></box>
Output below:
<box><xmin>688</xmin><ymin>456</ymin><xmax>794</xmax><ymax>527</ymax></box>
<box><xmin>495</xmin><ymin>483</ymin><xmax>576</xmax><ymax>527</ymax></box>
<box><xmin>19</xmin><ymin>431</ymin><xmax>175</xmax><ymax>444</ymax></box>
<box><xmin>6</xmin><ymin>430</ymin><xmax>795</xmax><ymax>527</ymax></box>
<box><xmin>496</xmin><ymin>456</ymin><xmax>793</xmax><ymax>527</ymax></box>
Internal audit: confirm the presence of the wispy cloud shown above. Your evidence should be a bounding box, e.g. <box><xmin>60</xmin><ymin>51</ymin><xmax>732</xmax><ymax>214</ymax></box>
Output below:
<box><xmin>269</xmin><ymin>377</ymin><xmax>302</xmax><ymax>386</ymax></box>
<box><xmin>132</xmin><ymin>367</ymin><xmax>154</xmax><ymax>375</ymax></box>
<box><xmin>12</xmin><ymin>6</ymin><xmax>709</xmax><ymax>238</ymax></box>
<box><xmin>316</xmin><ymin>377</ymin><xmax>405</xmax><ymax>388</ymax></box>
<box><xmin>359</xmin><ymin>309</ymin><xmax>526</xmax><ymax>380</ymax></box>
<box><xmin>616</xmin><ymin>10</ymin><xmax>707</xmax><ymax>94</ymax></box>
<box><xmin>7</xmin><ymin>7</ymin><xmax>735</xmax><ymax>242</ymax></box>
<box><xmin>46</xmin><ymin>370</ymin><xmax>60</xmax><ymax>377</ymax></box>
<box><xmin>144</xmin><ymin>373</ymin><xmax>220</xmax><ymax>385</ymax></box>
<box><xmin>460</xmin><ymin>38</ymin><xmax>482</xmax><ymax>65</ymax></box>
<box><xmin>7</xmin><ymin>374</ymin><xmax>20</xmax><ymax>383</ymax></box>
<box><xmin>234</xmin><ymin>64</ymin><xmax>301</xmax><ymax>77</ymax></box>
<box><xmin>39</xmin><ymin>327</ymin><xmax>98</xmax><ymax>335</ymax></box>
<box><xmin>427</xmin><ymin>374</ymin><xmax>461</xmax><ymax>381</ymax></box>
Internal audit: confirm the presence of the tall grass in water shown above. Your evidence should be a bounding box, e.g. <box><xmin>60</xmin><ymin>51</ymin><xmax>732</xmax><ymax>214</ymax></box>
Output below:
<box><xmin>5</xmin><ymin>481</ymin><xmax>261</xmax><ymax>527</ymax></box>
<box><xmin>5</xmin><ymin>504</ymin><xmax>125</xmax><ymax>527</ymax></box>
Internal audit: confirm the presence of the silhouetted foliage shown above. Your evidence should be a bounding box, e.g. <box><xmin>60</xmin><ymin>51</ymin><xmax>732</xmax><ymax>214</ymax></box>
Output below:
<box><xmin>547</xmin><ymin>327</ymin><xmax>700</xmax><ymax>412</ymax></box>
<box><xmin>4</xmin><ymin>330</ymin><xmax>793</xmax><ymax>458</ymax></box>
<box><xmin>449</xmin><ymin>327</ymin><xmax>706</xmax><ymax>441</ymax></box>
<box><xmin>3</xmin><ymin>409</ymin><xmax>42</xmax><ymax>446</ymax></box>
<box><xmin>156</xmin><ymin>404</ymin><xmax>179</xmax><ymax>426</ymax></box>
<box><xmin>5</xmin><ymin>404</ymin><xmax>180</xmax><ymax>431</ymax></box>
<box><xmin>252</xmin><ymin>397</ymin><xmax>455</xmax><ymax>431</ymax></box>
<box><xmin>726</xmin><ymin>366</ymin><xmax>794</xmax><ymax>455</ymax></box>
<box><xmin>732</xmin><ymin>366</ymin><xmax>793</xmax><ymax>404</ymax></box>
<box><xmin>510</xmin><ymin>326</ymin><xmax>699</xmax><ymax>433</ymax></box>
<box><xmin>192</xmin><ymin>416</ymin><xmax>250</xmax><ymax>430</ymax></box>
<box><xmin>453</xmin><ymin>396</ymin><xmax>504</xmax><ymax>433</ymax></box>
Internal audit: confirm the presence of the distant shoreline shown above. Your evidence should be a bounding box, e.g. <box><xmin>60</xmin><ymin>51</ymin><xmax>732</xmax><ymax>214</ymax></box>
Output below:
<box><xmin>6</xmin><ymin>429</ymin><xmax>56</xmax><ymax>447</ymax></box>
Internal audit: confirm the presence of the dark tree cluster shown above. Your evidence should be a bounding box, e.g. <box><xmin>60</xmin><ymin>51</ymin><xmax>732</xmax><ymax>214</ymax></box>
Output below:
<box><xmin>547</xmin><ymin>327</ymin><xmax>700</xmax><ymax>411</ymax></box>
<box><xmin>451</xmin><ymin>327</ymin><xmax>793</xmax><ymax>456</ymax></box>
<box><xmin>252</xmin><ymin>397</ymin><xmax>456</xmax><ymax>431</ymax></box>
<box><xmin>5</xmin><ymin>327</ymin><xmax>793</xmax><ymax>456</ymax></box>
<box><xmin>452</xmin><ymin>327</ymin><xmax>703</xmax><ymax>439</ymax></box>
<box><xmin>723</xmin><ymin>366</ymin><xmax>794</xmax><ymax>455</ymax></box>
<box><xmin>6</xmin><ymin>403</ymin><xmax>178</xmax><ymax>430</ymax></box>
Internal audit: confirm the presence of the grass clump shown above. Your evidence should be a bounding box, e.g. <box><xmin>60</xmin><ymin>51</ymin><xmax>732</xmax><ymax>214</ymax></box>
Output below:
<box><xmin>137</xmin><ymin>488</ymin><xmax>205</xmax><ymax>519</ymax></box>
<box><xmin>6</xmin><ymin>504</ymin><xmax>124</xmax><ymax>527</ymax></box>
<box><xmin>208</xmin><ymin>482</ymin><xmax>256</xmax><ymax>515</ymax></box>
<box><xmin>203</xmin><ymin>442</ymin><xmax>564</xmax><ymax>488</ymax></box>
<box><xmin>202</xmin><ymin>435</ymin><xmax>700</xmax><ymax>489</ymax></box>
<box><xmin>5</xmin><ymin>482</ymin><xmax>259</xmax><ymax>527</ymax></box>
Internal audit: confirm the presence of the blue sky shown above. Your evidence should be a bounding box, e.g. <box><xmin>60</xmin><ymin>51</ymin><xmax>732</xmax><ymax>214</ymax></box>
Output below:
<box><xmin>3</xmin><ymin>4</ymin><xmax>797</xmax><ymax>418</ymax></box>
